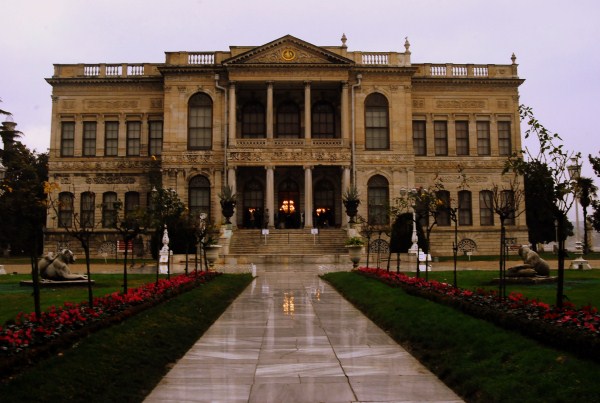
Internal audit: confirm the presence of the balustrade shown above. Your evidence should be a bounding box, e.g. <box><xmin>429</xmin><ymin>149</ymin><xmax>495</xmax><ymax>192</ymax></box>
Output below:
<box><xmin>188</xmin><ymin>52</ymin><xmax>215</xmax><ymax>65</ymax></box>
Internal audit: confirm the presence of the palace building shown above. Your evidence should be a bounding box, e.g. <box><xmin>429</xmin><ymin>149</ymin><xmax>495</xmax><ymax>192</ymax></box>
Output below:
<box><xmin>45</xmin><ymin>34</ymin><xmax>527</xmax><ymax>258</ymax></box>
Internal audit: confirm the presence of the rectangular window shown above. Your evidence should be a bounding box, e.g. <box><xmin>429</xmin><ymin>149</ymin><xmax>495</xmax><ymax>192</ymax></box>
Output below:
<box><xmin>436</xmin><ymin>191</ymin><xmax>451</xmax><ymax>226</ymax></box>
<box><xmin>149</xmin><ymin>121</ymin><xmax>163</xmax><ymax>156</ymax></box>
<box><xmin>127</xmin><ymin>121</ymin><xmax>141</xmax><ymax>156</ymax></box>
<box><xmin>501</xmin><ymin>190</ymin><xmax>516</xmax><ymax>225</ymax></box>
<box><xmin>479</xmin><ymin>191</ymin><xmax>494</xmax><ymax>226</ymax></box>
<box><xmin>82</xmin><ymin>122</ymin><xmax>97</xmax><ymax>156</ymax></box>
<box><xmin>412</xmin><ymin>121</ymin><xmax>426</xmax><ymax>156</ymax></box>
<box><xmin>434</xmin><ymin>121</ymin><xmax>448</xmax><ymax>156</ymax></box>
<box><xmin>80</xmin><ymin>192</ymin><xmax>95</xmax><ymax>228</ymax></box>
<box><xmin>477</xmin><ymin>121</ymin><xmax>491</xmax><ymax>155</ymax></box>
<box><xmin>189</xmin><ymin>107</ymin><xmax>212</xmax><ymax>149</ymax></box>
<box><xmin>458</xmin><ymin>191</ymin><xmax>472</xmax><ymax>226</ymax></box>
<box><xmin>61</xmin><ymin>122</ymin><xmax>75</xmax><ymax>157</ymax></box>
<box><xmin>455</xmin><ymin>121</ymin><xmax>469</xmax><ymax>156</ymax></box>
<box><xmin>498</xmin><ymin>121</ymin><xmax>512</xmax><ymax>156</ymax></box>
<box><xmin>104</xmin><ymin>122</ymin><xmax>119</xmax><ymax>156</ymax></box>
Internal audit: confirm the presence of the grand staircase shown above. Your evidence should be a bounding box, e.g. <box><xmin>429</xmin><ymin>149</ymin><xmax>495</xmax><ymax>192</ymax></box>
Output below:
<box><xmin>225</xmin><ymin>228</ymin><xmax>348</xmax><ymax>264</ymax></box>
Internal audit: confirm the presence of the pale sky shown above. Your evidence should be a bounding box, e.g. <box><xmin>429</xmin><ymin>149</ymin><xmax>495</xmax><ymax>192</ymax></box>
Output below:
<box><xmin>2</xmin><ymin>0</ymin><xmax>599</xmax><ymax>180</ymax></box>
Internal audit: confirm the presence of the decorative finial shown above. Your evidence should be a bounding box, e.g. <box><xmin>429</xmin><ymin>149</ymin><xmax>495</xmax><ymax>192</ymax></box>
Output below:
<box><xmin>404</xmin><ymin>37</ymin><xmax>411</xmax><ymax>53</ymax></box>
<box><xmin>341</xmin><ymin>33</ymin><xmax>347</xmax><ymax>49</ymax></box>
<box><xmin>511</xmin><ymin>52</ymin><xmax>517</xmax><ymax>65</ymax></box>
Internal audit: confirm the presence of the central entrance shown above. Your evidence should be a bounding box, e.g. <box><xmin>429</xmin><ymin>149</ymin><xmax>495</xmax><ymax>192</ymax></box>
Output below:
<box><xmin>277</xmin><ymin>178</ymin><xmax>301</xmax><ymax>228</ymax></box>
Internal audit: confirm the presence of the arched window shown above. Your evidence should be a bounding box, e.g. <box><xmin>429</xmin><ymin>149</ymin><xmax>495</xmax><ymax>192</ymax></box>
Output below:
<box><xmin>102</xmin><ymin>192</ymin><xmax>118</xmax><ymax>228</ymax></box>
<box><xmin>241</xmin><ymin>102</ymin><xmax>265</xmax><ymax>138</ymax></box>
<box><xmin>479</xmin><ymin>190</ymin><xmax>494</xmax><ymax>226</ymax></box>
<box><xmin>125</xmin><ymin>191</ymin><xmax>140</xmax><ymax>219</ymax></box>
<box><xmin>368</xmin><ymin>175</ymin><xmax>389</xmax><ymax>225</ymax></box>
<box><xmin>58</xmin><ymin>192</ymin><xmax>74</xmax><ymax>228</ymax></box>
<box><xmin>276</xmin><ymin>101</ymin><xmax>300</xmax><ymax>138</ymax></box>
<box><xmin>312</xmin><ymin>101</ymin><xmax>335</xmax><ymax>138</ymax></box>
<box><xmin>189</xmin><ymin>176</ymin><xmax>211</xmax><ymax>217</ymax></box>
<box><xmin>436</xmin><ymin>190</ymin><xmax>450</xmax><ymax>226</ymax></box>
<box><xmin>188</xmin><ymin>93</ymin><xmax>212</xmax><ymax>150</ymax></box>
<box><xmin>458</xmin><ymin>190</ymin><xmax>473</xmax><ymax>226</ymax></box>
<box><xmin>365</xmin><ymin>93</ymin><xmax>389</xmax><ymax>150</ymax></box>
<box><xmin>80</xmin><ymin>191</ymin><xmax>95</xmax><ymax>228</ymax></box>
<box><xmin>501</xmin><ymin>190</ymin><xmax>516</xmax><ymax>225</ymax></box>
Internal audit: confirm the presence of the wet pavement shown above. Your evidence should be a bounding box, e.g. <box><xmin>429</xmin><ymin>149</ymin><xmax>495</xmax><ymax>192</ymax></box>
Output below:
<box><xmin>143</xmin><ymin>263</ymin><xmax>463</xmax><ymax>403</ymax></box>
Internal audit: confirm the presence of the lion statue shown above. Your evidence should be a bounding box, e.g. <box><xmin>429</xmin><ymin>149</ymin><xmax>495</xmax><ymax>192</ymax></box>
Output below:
<box><xmin>39</xmin><ymin>249</ymin><xmax>86</xmax><ymax>281</ymax></box>
<box><xmin>507</xmin><ymin>245</ymin><xmax>551</xmax><ymax>277</ymax></box>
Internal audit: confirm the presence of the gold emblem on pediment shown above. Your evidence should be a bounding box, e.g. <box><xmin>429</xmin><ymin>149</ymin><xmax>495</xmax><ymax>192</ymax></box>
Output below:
<box><xmin>281</xmin><ymin>48</ymin><xmax>296</xmax><ymax>61</ymax></box>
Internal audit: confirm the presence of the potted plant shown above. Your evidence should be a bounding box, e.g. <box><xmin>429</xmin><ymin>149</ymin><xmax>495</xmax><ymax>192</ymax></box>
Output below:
<box><xmin>342</xmin><ymin>185</ymin><xmax>360</xmax><ymax>223</ymax></box>
<box><xmin>345</xmin><ymin>236</ymin><xmax>365</xmax><ymax>268</ymax></box>
<box><xmin>218</xmin><ymin>185</ymin><xmax>237</xmax><ymax>224</ymax></box>
<box><xmin>202</xmin><ymin>236</ymin><xmax>221</xmax><ymax>270</ymax></box>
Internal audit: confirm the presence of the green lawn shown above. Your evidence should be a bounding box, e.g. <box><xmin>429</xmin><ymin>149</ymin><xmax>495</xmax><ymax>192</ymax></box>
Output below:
<box><xmin>0</xmin><ymin>273</ymin><xmax>254</xmax><ymax>402</ymax></box>
<box><xmin>423</xmin><ymin>269</ymin><xmax>600</xmax><ymax>308</ymax></box>
<box><xmin>0</xmin><ymin>274</ymin><xmax>157</xmax><ymax>324</ymax></box>
<box><xmin>322</xmin><ymin>271</ymin><xmax>600</xmax><ymax>403</ymax></box>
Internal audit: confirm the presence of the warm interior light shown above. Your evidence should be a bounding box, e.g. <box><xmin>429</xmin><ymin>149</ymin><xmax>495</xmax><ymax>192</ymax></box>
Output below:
<box><xmin>280</xmin><ymin>200</ymin><xmax>295</xmax><ymax>213</ymax></box>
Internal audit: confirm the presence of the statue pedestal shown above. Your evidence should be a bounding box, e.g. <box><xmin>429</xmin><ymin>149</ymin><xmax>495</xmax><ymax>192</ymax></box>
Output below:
<box><xmin>569</xmin><ymin>257</ymin><xmax>592</xmax><ymax>270</ymax></box>
<box><xmin>20</xmin><ymin>279</ymin><xmax>95</xmax><ymax>287</ymax></box>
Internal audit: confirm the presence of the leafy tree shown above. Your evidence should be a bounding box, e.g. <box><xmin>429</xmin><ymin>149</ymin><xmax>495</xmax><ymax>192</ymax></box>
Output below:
<box><xmin>575</xmin><ymin>176</ymin><xmax>597</xmax><ymax>254</ymax></box>
<box><xmin>586</xmin><ymin>153</ymin><xmax>600</xmax><ymax>239</ymax></box>
<box><xmin>505</xmin><ymin>105</ymin><xmax>577</xmax><ymax>308</ymax></box>
<box><xmin>523</xmin><ymin>161</ymin><xmax>560</xmax><ymax>249</ymax></box>
<box><xmin>0</xmin><ymin>116</ymin><xmax>48</xmax><ymax>317</ymax></box>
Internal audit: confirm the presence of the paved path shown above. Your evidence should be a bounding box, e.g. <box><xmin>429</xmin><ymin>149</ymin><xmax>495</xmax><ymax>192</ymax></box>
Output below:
<box><xmin>144</xmin><ymin>264</ymin><xmax>463</xmax><ymax>403</ymax></box>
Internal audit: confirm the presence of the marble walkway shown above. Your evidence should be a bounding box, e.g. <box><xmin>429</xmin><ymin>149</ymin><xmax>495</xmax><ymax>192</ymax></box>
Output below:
<box><xmin>144</xmin><ymin>264</ymin><xmax>463</xmax><ymax>403</ymax></box>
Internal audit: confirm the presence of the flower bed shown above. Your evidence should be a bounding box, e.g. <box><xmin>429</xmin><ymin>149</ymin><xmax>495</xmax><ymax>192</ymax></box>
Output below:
<box><xmin>0</xmin><ymin>271</ymin><xmax>220</xmax><ymax>374</ymax></box>
<box><xmin>357</xmin><ymin>267</ymin><xmax>600</xmax><ymax>361</ymax></box>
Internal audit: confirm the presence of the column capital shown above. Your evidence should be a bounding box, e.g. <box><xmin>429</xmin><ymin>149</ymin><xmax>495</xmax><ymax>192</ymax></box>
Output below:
<box><xmin>304</xmin><ymin>80</ymin><xmax>312</xmax><ymax>86</ymax></box>
<box><xmin>303</xmin><ymin>165</ymin><xmax>314</xmax><ymax>170</ymax></box>
<box><xmin>341</xmin><ymin>81</ymin><xmax>349</xmax><ymax>88</ymax></box>
<box><xmin>264</xmin><ymin>165</ymin><xmax>275</xmax><ymax>171</ymax></box>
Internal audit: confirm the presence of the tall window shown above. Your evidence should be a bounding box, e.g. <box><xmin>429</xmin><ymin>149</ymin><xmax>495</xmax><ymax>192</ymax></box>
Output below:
<box><xmin>82</xmin><ymin>122</ymin><xmax>97</xmax><ymax>156</ymax></box>
<box><xmin>188</xmin><ymin>93</ymin><xmax>213</xmax><ymax>149</ymax></box>
<box><xmin>80</xmin><ymin>192</ymin><xmax>95</xmax><ymax>228</ymax></box>
<box><xmin>126</xmin><ymin>121</ymin><xmax>141</xmax><ymax>156</ymax></box>
<box><xmin>413</xmin><ymin>120</ymin><xmax>426</xmax><ymax>156</ymax></box>
<box><xmin>458</xmin><ymin>190</ymin><xmax>472</xmax><ymax>225</ymax></box>
<box><xmin>365</xmin><ymin>93</ymin><xmax>389</xmax><ymax>150</ymax></box>
<box><xmin>498</xmin><ymin>121</ymin><xmax>512</xmax><ymax>156</ymax></box>
<box><xmin>477</xmin><ymin>121</ymin><xmax>491</xmax><ymax>155</ymax></box>
<box><xmin>367</xmin><ymin>175</ymin><xmax>389</xmax><ymax>225</ymax></box>
<box><xmin>104</xmin><ymin>121</ymin><xmax>119</xmax><ymax>156</ymax></box>
<box><xmin>189</xmin><ymin>176</ymin><xmax>211</xmax><ymax>217</ymax></box>
<box><xmin>125</xmin><ymin>192</ymin><xmax>140</xmax><ymax>219</ymax></box>
<box><xmin>434</xmin><ymin>121</ymin><xmax>448</xmax><ymax>156</ymax></box>
<box><xmin>455</xmin><ymin>121</ymin><xmax>469</xmax><ymax>156</ymax></box>
<box><xmin>436</xmin><ymin>190</ymin><xmax>450</xmax><ymax>226</ymax></box>
<box><xmin>102</xmin><ymin>192</ymin><xmax>118</xmax><ymax>228</ymax></box>
<box><xmin>241</xmin><ymin>102</ymin><xmax>265</xmax><ymax>138</ymax></box>
<box><xmin>501</xmin><ymin>190</ymin><xmax>516</xmax><ymax>225</ymax></box>
<box><xmin>149</xmin><ymin>121</ymin><xmax>163</xmax><ymax>156</ymax></box>
<box><xmin>61</xmin><ymin>122</ymin><xmax>75</xmax><ymax>157</ymax></box>
<box><xmin>479</xmin><ymin>190</ymin><xmax>494</xmax><ymax>226</ymax></box>
<box><xmin>312</xmin><ymin>101</ymin><xmax>335</xmax><ymax>138</ymax></box>
<box><xmin>276</xmin><ymin>101</ymin><xmax>300</xmax><ymax>138</ymax></box>
<box><xmin>58</xmin><ymin>192</ymin><xmax>74</xmax><ymax>228</ymax></box>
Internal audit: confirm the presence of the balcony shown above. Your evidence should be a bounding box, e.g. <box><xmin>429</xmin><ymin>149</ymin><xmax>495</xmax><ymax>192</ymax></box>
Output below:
<box><xmin>230</xmin><ymin>138</ymin><xmax>346</xmax><ymax>148</ymax></box>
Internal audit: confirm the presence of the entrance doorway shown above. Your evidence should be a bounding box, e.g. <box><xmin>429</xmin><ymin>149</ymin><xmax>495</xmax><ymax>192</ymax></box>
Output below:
<box><xmin>314</xmin><ymin>179</ymin><xmax>335</xmax><ymax>227</ymax></box>
<box><xmin>277</xmin><ymin>178</ymin><xmax>301</xmax><ymax>228</ymax></box>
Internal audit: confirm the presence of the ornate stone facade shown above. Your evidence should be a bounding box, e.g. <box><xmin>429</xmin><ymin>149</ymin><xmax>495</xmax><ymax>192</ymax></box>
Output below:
<box><xmin>45</xmin><ymin>34</ymin><xmax>527</xmax><ymax>256</ymax></box>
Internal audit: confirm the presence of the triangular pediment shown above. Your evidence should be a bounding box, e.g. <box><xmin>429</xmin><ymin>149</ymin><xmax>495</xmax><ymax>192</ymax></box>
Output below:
<box><xmin>223</xmin><ymin>35</ymin><xmax>354</xmax><ymax>65</ymax></box>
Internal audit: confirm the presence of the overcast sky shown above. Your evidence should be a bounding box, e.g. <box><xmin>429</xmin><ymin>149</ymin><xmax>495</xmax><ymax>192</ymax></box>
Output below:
<box><xmin>2</xmin><ymin>0</ymin><xmax>599</xmax><ymax>179</ymax></box>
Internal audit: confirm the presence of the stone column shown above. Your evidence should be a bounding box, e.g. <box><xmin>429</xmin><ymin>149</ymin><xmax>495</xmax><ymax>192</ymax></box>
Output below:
<box><xmin>304</xmin><ymin>81</ymin><xmax>311</xmax><ymax>140</ymax></box>
<box><xmin>304</xmin><ymin>166</ymin><xmax>313</xmax><ymax>228</ymax></box>
<box><xmin>228</xmin><ymin>82</ymin><xmax>236</xmax><ymax>143</ymax></box>
<box><xmin>342</xmin><ymin>167</ymin><xmax>351</xmax><ymax>226</ymax></box>
<box><xmin>266</xmin><ymin>166</ymin><xmax>275</xmax><ymax>228</ymax></box>
<box><xmin>341</xmin><ymin>82</ymin><xmax>349</xmax><ymax>143</ymax></box>
<box><xmin>266</xmin><ymin>81</ymin><xmax>274</xmax><ymax>139</ymax></box>
<box><xmin>228</xmin><ymin>167</ymin><xmax>237</xmax><ymax>228</ymax></box>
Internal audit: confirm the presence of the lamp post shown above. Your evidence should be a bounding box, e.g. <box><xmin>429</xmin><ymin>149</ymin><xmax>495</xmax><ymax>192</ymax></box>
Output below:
<box><xmin>567</xmin><ymin>156</ymin><xmax>591</xmax><ymax>270</ymax></box>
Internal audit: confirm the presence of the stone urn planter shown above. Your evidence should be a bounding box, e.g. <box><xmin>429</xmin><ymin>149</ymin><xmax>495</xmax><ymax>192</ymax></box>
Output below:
<box><xmin>220</xmin><ymin>200</ymin><xmax>236</xmax><ymax>224</ymax></box>
<box><xmin>342</xmin><ymin>185</ymin><xmax>360</xmax><ymax>224</ymax></box>
<box><xmin>345</xmin><ymin>242</ymin><xmax>364</xmax><ymax>269</ymax></box>
<box><xmin>204</xmin><ymin>244</ymin><xmax>222</xmax><ymax>270</ymax></box>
